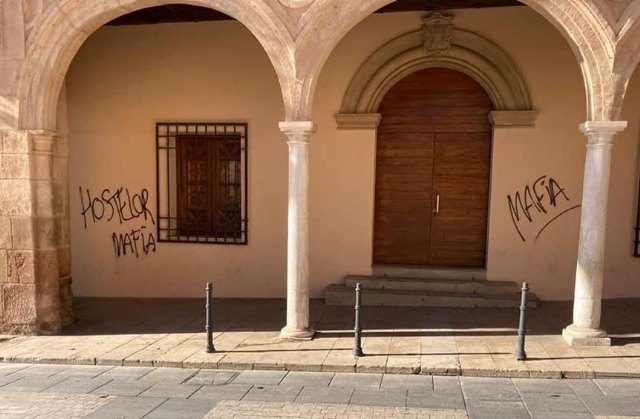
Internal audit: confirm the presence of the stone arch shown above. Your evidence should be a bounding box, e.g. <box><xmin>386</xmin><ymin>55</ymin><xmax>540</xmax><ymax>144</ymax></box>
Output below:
<box><xmin>335</xmin><ymin>20</ymin><xmax>537</xmax><ymax>129</ymax></box>
<box><xmin>17</xmin><ymin>0</ymin><xmax>294</xmax><ymax>131</ymax></box>
<box><xmin>611</xmin><ymin>2</ymin><xmax>640</xmax><ymax>114</ymax></box>
<box><xmin>293</xmin><ymin>0</ymin><xmax>617</xmax><ymax>122</ymax></box>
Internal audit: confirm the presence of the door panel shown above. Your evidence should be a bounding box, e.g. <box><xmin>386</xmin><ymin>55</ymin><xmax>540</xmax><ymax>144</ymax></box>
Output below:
<box><xmin>373</xmin><ymin>67</ymin><xmax>492</xmax><ymax>267</ymax></box>
<box><xmin>430</xmin><ymin>133</ymin><xmax>491</xmax><ymax>267</ymax></box>
<box><xmin>373</xmin><ymin>134</ymin><xmax>434</xmax><ymax>265</ymax></box>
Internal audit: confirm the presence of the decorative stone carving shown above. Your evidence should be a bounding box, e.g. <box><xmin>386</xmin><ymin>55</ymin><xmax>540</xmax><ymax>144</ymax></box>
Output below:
<box><xmin>422</xmin><ymin>13</ymin><xmax>453</xmax><ymax>58</ymax></box>
<box><xmin>336</xmin><ymin>22</ymin><xmax>536</xmax><ymax>129</ymax></box>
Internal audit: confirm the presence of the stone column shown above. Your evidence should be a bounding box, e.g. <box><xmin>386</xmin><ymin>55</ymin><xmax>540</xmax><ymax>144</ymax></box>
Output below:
<box><xmin>278</xmin><ymin>121</ymin><xmax>316</xmax><ymax>340</ymax></box>
<box><xmin>563</xmin><ymin>121</ymin><xmax>627</xmax><ymax>346</ymax></box>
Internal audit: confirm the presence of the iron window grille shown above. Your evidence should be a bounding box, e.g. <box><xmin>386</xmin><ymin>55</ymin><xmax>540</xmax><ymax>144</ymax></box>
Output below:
<box><xmin>156</xmin><ymin>122</ymin><xmax>248</xmax><ymax>244</ymax></box>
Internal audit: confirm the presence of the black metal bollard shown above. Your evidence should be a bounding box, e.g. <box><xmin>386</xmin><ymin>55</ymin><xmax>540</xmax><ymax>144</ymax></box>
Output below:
<box><xmin>205</xmin><ymin>282</ymin><xmax>215</xmax><ymax>353</ymax></box>
<box><xmin>353</xmin><ymin>282</ymin><xmax>364</xmax><ymax>357</ymax></box>
<box><xmin>515</xmin><ymin>282</ymin><xmax>529</xmax><ymax>361</ymax></box>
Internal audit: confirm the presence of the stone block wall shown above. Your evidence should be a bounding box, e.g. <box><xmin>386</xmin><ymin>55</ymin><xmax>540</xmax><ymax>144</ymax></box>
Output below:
<box><xmin>0</xmin><ymin>130</ymin><xmax>38</xmax><ymax>333</ymax></box>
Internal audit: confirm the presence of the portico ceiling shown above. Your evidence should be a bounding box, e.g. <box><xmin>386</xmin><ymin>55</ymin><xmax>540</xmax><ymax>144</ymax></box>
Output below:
<box><xmin>107</xmin><ymin>1</ymin><xmax>523</xmax><ymax>26</ymax></box>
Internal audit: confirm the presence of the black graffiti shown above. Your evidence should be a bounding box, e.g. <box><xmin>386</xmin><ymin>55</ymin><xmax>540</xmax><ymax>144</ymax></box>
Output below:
<box><xmin>507</xmin><ymin>176</ymin><xmax>577</xmax><ymax>242</ymax></box>
<box><xmin>79</xmin><ymin>187</ymin><xmax>155</xmax><ymax>229</ymax></box>
<box><xmin>111</xmin><ymin>226</ymin><xmax>157</xmax><ymax>258</ymax></box>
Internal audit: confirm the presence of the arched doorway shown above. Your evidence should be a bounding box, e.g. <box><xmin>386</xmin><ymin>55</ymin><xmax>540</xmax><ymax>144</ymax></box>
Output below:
<box><xmin>373</xmin><ymin>67</ymin><xmax>492</xmax><ymax>268</ymax></box>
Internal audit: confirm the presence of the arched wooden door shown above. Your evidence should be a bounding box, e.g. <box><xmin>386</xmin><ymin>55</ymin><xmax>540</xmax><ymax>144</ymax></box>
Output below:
<box><xmin>373</xmin><ymin>67</ymin><xmax>492</xmax><ymax>268</ymax></box>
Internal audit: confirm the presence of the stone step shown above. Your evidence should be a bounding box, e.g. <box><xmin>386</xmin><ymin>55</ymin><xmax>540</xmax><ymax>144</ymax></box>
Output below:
<box><xmin>344</xmin><ymin>275</ymin><xmax>521</xmax><ymax>296</ymax></box>
<box><xmin>371</xmin><ymin>265</ymin><xmax>486</xmax><ymax>281</ymax></box>
<box><xmin>324</xmin><ymin>284</ymin><xmax>538</xmax><ymax>308</ymax></box>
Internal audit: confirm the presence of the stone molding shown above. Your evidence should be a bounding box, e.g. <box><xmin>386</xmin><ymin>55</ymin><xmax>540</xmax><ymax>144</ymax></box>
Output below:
<box><xmin>334</xmin><ymin>113</ymin><xmax>381</xmax><ymax>130</ymax></box>
<box><xmin>336</xmin><ymin>20</ymin><xmax>536</xmax><ymax>130</ymax></box>
<box><xmin>488</xmin><ymin>110</ymin><xmax>539</xmax><ymax>128</ymax></box>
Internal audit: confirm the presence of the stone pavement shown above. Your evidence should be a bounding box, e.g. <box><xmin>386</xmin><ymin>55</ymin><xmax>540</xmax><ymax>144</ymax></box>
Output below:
<box><xmin>0</xmin><ymin>363</ymin><xmax>640</xmax><ymax>418</ymax></box>
<box><xmin>1</xmin><ymin>298</ymin><xmax>640</xmax><ymax>378</ymax></box>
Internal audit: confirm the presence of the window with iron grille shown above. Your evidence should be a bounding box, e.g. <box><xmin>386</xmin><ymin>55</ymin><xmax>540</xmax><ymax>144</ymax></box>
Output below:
<box><xmin>156</xmin><ymin>123</ymin><xmax>248</xmax><ymax>244</ymax></box>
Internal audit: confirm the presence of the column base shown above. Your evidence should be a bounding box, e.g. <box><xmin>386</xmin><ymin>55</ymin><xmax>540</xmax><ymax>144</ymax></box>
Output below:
<box><xmin>279</xmin><ymin>326</ymin><xmax>315</xmax><ymax>341</ymax></box>
<box><xmin>562</xmin><ymin>324</ymin><xmax>611</xmax><ymax>347</ymax></box>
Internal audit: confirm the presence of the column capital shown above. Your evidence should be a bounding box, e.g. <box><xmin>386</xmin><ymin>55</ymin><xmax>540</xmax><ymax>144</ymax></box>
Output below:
<box><xmin>580</xmin><ymin>121</ymin><xmax>627</xmax><ymax>147</ymax></box>
<box><xmin>579</xmin><ymin>121</ymin><xmax>627</xmax><ymax>136</ymax></box>
<box><xmin>26</xmin><ymin>130</ymin><xmax>57</xmax><ymax>154</ymax></box>
<box><xmin>279</xmin><ymin>121</ymin><xmax>316</xmax><ymax>135</ymax></box>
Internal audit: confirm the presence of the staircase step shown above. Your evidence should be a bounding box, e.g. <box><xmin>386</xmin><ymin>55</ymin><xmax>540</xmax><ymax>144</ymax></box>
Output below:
<box><xmin>344</xmin><ymin>275</ymin><xmax>521</xmax><ymax>296</ymax></box>
<box><xmin>372</xmin><ymin>265</ymin><xmax>486</xmax><ymax>281</ymax></box>
<box><xmin>325</xmin><ymin>284</ymin><xmax>538</xmax><ymax>309</ymax></box>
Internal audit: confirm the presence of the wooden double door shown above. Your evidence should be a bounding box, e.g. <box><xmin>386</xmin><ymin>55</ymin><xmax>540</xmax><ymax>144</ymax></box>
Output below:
<box><xmin>373</xmin><ymin>68</ymin><xmax>492</xmax><ymax>268</ymax></box>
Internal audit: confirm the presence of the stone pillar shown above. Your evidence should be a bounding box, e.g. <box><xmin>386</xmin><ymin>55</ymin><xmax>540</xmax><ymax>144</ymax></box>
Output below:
<box><xmin>563</xmin><ymin>121</ymin><xmax>627</xmax><ymax>346</ymax></box>
<box><xmin>278</xmin><ymin>121</ymin><xmax>316</xmax><ymax>340</ymax></box>
<box><xmin>55</xmin><ymin>84</ymin><xmax>74</xmax><ymax>326</ymax></box>
<box><xmin>0</xmin><ymin>129</ymin><xmax>61</xmax><ymax>334</ymax></box>
<box><xmin>29</xmin><ymin>131</ymin><xmax>62</xmax><ymax>334</ymax></box>
<box><xmin>0</xmin><ymin>130</ymin><xmax>37</xmax><ymax>333</ymax></box>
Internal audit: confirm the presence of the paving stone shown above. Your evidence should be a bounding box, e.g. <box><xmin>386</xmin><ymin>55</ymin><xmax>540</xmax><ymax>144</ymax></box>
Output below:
<box><xmin>521</xmin><ymin>392</ymin><xmax>590</xmax><ymax>413</ymax></box>
<box><xmin>138</xmin><ymin>367</ymin><xmax>199</xmax><ymax>384</ymax></box>
<box><xmin>0</xmin><ymin>374</ymin><xmax>25</xmax><ymax>388</ymax></box>
<box><xmin>406</xmin><ymin>389</ymin><xmax>465</xmax><ymax>410</ymax></box>
<box><xmin>14</xmin><ymin>364</ymin><xmax>68</xmax><ymax>377</ymax></box>
<box><xmin>512</xmin><ymin>378</ymin><xmax>574</xmax><ymax>394</ymax></box>
<box><xmin>242</xmin><ymin>385</ymin><xmax>302</xmax><ymax>403</ymax></box>
<box><xmin>98</xmin><ymin>366</ymin><xmax>155</xmax><ymax>380</ymax></box>
<box><xmin>465</xmin><ymin>400</ymin><xmax>530</xmax><ymax>419</ymax></box>
<box><xmin>189</xmin><ymin>383</ymin><xmax>252</xmax><ymax>401</ymax></box>
<box><xmin>461</xmin><ymin>377</ymin><xmax>521</xmax><ymax>401</ymax></box>
<box><xmin>231</xmin><ymin>370</ymin><xmax>287</xmax><ymax>385</ymax></box>
<box><xmin>91</xmin><ymin>379</ymin><xmax>154</xmax><ymax>397</ymax></box>
<box><xmin>593</xmin><ymin>378</ymin><xmax>640</xmax><ymax>396</ymax></box>
<box><xmin>381</xmin><ymin>373</ymin><xmax>433</xmax><ymax>389</ymax></box>
<box><xmin>349</xmin><ymin>388</ymin><xmax>407</xmax><ymax>407</ymax></box>
<box><xmin>329</xmin><ymin>372</ymin><xmax>382</xmax><ymax>388</ymax></box>
<box><xmin>84</xmin><ymin>395</ymin><xmax>166</xmax><ymax>419</ymax></box>
<box><xmin>566</xmin><ymin>380</ymin><xmax>604</xmax><ymax>396</ymax></box>
<box><xmin>186</xmin><ymin>370</ymin><xmax>238</xmax><ymax>386</ymax></box>
<box><xmin>280</xmin><ymin>371</ymin><xmax>334</xmax><ymax>387</ymax></box>
<box><xmin>45</xmin><ymin>377</ymin><xmax>112</xmax><ymax>394</ymax></box>
<box><xmin>581</xmin><ymin>395</ymin><xmax>640</xmax><ymax>416</ymax></box>
<box><xmin>207</xmin><ymin>400</ymin><xmax>467</xmax><ymax>418</ymax></box>
<box><xmin>530</xmin><ymin>412</ymin><xmax>593</xmax><ymax>419</ymax></box>
<box><xmin>139</xmin><ymin>383</ymin><xmax>202</xmax><ymax>399</ymax></box>
<box><xmin>0</xmin><ymin>392</ymin><xmax>113</xmax><ymax>418</ymax></box>
<box><xmin>0</xmin><ymin>375</ymin><xmax>67</xmax><ymax>392</ymax></box>
<box><xmin>144</xmin><ymin>398</ymin><xmax>217</xmax><ymax>419</ymax></box>
<box><xmin>294</xmin><ymin>386</ymin><xmax>353</xmax><ymax>405</ymax></box>
<box><xmin>57</xmin><ymin>365</ymin><xmax>115</xmax><ymax>378</ymax></box>
<box><xmin>0</xmin><ymin>363</ymin><xmax>30</xmax><ymax>376</ymax></box>
<box><xmin>433</xmin><ymin>375</ymin><xmax>461</xmax><ymax>392</ymax></box>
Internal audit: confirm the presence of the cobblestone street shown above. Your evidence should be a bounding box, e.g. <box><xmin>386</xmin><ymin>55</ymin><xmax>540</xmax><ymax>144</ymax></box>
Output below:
<box><xmin>1</xmin><ymin>363</ymin><xmax>640</xmax><ymax>418</ymax></box>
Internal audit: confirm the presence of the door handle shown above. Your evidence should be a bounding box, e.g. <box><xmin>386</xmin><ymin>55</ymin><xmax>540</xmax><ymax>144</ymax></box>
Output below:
<box><xmin>433</xmin><ymin>194</ymin><xmax>440</xmax><ymax>214</ymax></box>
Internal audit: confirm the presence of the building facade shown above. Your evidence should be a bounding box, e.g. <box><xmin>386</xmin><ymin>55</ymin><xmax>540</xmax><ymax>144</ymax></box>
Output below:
<box><xmin>0</xmin><ymin>0</ymin><xmax>640</xmax><ymax>346</ymax></box>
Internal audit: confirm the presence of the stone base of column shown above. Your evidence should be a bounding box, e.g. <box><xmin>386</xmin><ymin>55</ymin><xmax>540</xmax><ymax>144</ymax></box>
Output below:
<box><xmin>279</xmin><ymin>326</ymin><xmax>315</xmax><ymax>341</ymax></box>
<box><xmin>562</xmin><ymin>324</ymin><xmax>611</xmax><ymax>346</ymax></box>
